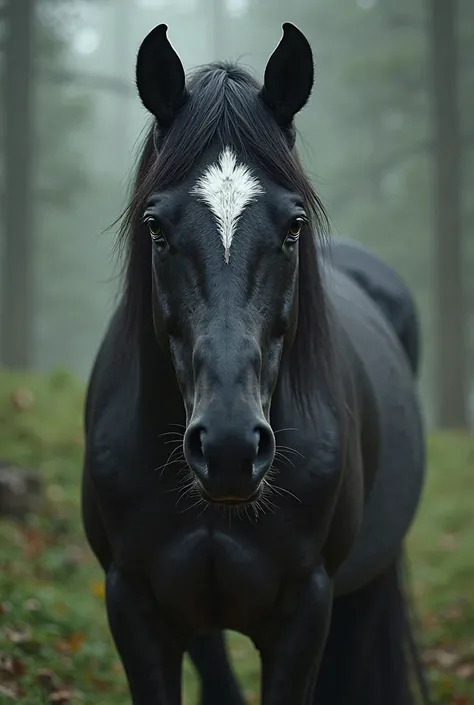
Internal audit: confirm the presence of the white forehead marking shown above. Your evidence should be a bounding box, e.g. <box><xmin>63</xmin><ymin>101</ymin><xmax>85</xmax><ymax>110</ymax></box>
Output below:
<box><xmin>190</xmin><ymin>147</ymin><xmax>264</xmax><ymax>263</ymax></box>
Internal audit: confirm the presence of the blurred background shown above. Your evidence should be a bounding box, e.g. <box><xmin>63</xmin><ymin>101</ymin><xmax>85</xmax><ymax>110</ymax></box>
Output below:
<box><xmin>0</xmin><ymin>1</ymin><xmax>473</xmax><ymax>704</ymax></box>
<box><xmin>0</xmin><ymin>0</ymin><xmax>473</xmax><ymax>426</ymax></box>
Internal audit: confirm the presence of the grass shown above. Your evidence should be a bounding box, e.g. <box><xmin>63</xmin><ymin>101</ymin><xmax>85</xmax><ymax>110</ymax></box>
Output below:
<box><xmin>0</xmin><ymin>369</ymin><xmax>473</xmax><ymax>704</ymax></box>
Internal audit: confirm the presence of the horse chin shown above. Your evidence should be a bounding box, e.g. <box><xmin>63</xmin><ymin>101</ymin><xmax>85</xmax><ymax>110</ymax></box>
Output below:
<box><xmin>196</xmin><ymin>481</ymin><xmax>263</xmax><ymax>507</ymax></box>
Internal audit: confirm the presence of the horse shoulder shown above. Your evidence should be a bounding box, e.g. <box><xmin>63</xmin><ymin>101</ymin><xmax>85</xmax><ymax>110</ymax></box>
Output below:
<box><xmin>83</xmin><ymin>308</ymin><xmax>142</xmax><ymax>496</ymax></box>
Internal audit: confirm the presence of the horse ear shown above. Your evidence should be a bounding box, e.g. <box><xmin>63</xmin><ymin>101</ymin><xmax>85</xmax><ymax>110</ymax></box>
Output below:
<box><xmin>136</xmin><ymin>24</ymin><xmax>188</xmax><ymax>127</ymax></box>
<box><xmin>260</xmin><ymin>23</ymin><xmax>314</xmax><ymax>127</ymax></box>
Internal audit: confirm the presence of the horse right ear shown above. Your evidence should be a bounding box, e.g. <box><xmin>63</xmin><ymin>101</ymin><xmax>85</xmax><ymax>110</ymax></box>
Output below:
<box><xmin>136</xmin><ymin>24</ymin><xmax>188</xmax><ymax>128</ymax></box>
<box><xmin>260</xmin><ymin>23</ymin><xmax>314</xmax><ymax>128</ymax></box>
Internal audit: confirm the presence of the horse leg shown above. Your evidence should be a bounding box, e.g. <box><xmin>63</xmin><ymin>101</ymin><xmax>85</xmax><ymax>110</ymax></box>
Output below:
<box><xmin>188</xmin><ymin>631</ymin><xmax>245</xmax><ymax>705</ymax></box>
<box><xmin>105</xmin><ymin>566</ymin><xmax>184</xmax><ymax>705</ymax></box>
<box><xmin>256</xmin><ymin>567</ymin><xmax>333</xmax><ymax>705</ymax></box>
<box><xmin>313</xmin><ymin>554</ymin><xmax>429</xmax><ymax>705</ymax></box>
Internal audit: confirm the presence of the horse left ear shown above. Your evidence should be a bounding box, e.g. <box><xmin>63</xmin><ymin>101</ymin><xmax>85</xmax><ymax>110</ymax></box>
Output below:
<box><xmin>260</xmin><ymin>23</ymin><xmax>314</xmax><ymax>127</ymax></box>
<box><xmin>136</xmin><ymin>24</ymin><xmax>188</xmax><ymax>127</ymax></box>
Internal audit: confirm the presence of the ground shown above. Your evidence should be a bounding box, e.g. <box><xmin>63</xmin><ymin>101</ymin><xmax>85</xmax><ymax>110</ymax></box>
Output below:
<box><xmin>0</xmin><ymin>370</ymin><xmax>473</xmax><ymax>704</ymax></box>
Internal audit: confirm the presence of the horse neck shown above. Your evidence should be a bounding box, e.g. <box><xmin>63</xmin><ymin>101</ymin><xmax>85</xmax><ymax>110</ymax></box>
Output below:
<box><xmin>135</xmin><ymin>317</ymin><xmax>185</xmax><ymax>430</ymax></box>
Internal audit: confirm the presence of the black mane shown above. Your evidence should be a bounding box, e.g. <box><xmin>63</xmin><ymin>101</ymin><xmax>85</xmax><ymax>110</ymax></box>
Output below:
<box><xmin>117</xmin><ymin>61</ymin><xmax>335</xmax><ymax>415</ymax></box>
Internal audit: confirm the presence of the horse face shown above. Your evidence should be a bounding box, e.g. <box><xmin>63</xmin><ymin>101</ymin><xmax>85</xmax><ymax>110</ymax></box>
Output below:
<box><xmin>137</xmin><ymin>23</ymin><xmax>315</xmax><ymax>504</ymax></box>
<box><xmin>144</xmin><ymin>149</ymin><xmax>307</xmax><ymax>503</ymax></box>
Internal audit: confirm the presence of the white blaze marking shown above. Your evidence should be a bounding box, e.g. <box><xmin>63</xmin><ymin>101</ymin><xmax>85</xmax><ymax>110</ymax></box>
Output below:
<box><xmin>191</xmin><ymin>147</ymin><xmax>264</xmax><ymax>263</ymax></box>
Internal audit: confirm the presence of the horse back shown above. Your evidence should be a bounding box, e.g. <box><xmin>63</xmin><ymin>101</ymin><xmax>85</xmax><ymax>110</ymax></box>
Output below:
<box><xmin>328</xmin><ymin>236</ymin><xmax>420</xmax><ymax>374</ymax></box>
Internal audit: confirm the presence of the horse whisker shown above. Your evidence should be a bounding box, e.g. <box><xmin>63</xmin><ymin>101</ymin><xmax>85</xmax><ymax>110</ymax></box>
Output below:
<box><xmin>175</xmin><ymin>477</ymin><xmax>200</xmax><ymax>507</ymax></box>
<box><xmin>166</xmin><ymin>478</ymin><xmax>196</xmax><ymax>496</ymax></box>
<box><xmin>159</xmin><ymin>430</ymin><xmax>185</xmax><ymax>439</ymax></box>
<box><xmin>274</xmin><ymin>451</ymin><xmax>296</xmax><ymax>468</ymax></box>
<box><xmin>275</xmin><ymin>444</ymin><xmax>306</xmax><ymax>459</ymax></box>
<box><xmin>180</xmin><ymin>495</ymin><xmax>207</xmax><ymax>514</ymax></box>
<box><xmin>155</xmin><ymin>456</ymin><xmax>184</xmax><ymax>476</ymax></box>
<box><xmin>156</xmin><ymin>447</ymin><xmax>185</xmax><ymax>476</ymax></box>
<box><xmin>264</xmin><ymin>477</ymin><xmax>302</xmax><ymax>504</ymax></box>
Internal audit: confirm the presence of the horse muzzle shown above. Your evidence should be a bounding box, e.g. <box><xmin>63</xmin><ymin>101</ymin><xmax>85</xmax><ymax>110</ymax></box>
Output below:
<box><xmin>184</xmin><ymin>414</ymin><xmax>275</xmax><ymax>504</ymax></box>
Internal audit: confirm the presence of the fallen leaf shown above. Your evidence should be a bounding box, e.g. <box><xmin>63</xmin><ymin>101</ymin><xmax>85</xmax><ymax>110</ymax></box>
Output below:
<box><xmin>456</xmin><ymin>663</ymin><xmax>474</xmax><ymax>680</ymax></box>
<box><xmin>10</xmin><ymin>388</ymin><xmax>35</xmax><ymax>411</ymax></box>
<box><xmin>13</xmin><ymin>658</ymin><xmax>25</xmax><ymax>678</ymax></box>
<box><xmin>46</xmin><ymin>484</ymin><xmax>65</xmax><ymax>503</ymax></box>
<box><xmin>91</xmin><ymin>581</ymin><xmax>105</xmax><ymax>599</ymax></box>
<box><xmin>50</xmin><ymin>689</ymin><xmax>72</xmax><ymax>703</ymax></box>
<box><xmin>439</xmin><ymin>532</ymin><xmax>460</xmax><ymax>551</ymax></box>
<box><xmin>74</xmin><ymin>429</ymin><xmax>83</xmax><ymax>446</ymax></box>
<box><xmin>0</xmin><ymin>654</ymin><xmax>26</xmax><ymax>680</ymax></box>
<box><xmin>24</xmin><ymin>598</ymin><xmax>41</xmax><ymax>612</ymax></box>
<box><xmin>413</xmin><ymin>579</ymin><xmax>427</xmax><ymax>598</ymax></box>
<box><xmin>451</xmin><ymin>697</ymin><xmax>469</xmax><ymax>705</ymax></box>
<box><xmin>55</xmin><ymin>632</ymin><xmax>85</xmax><ymax>655</ymax></box>
<box><xmin>444</xmin><ymin>606</ymin><xmax>464</xmax><ymax>621</ymax></box>
<box><xmin>244</xmin><ymin>689</ymin><xmax>259</xmax><ymax>705</ymax></box>
<box><xmin>422</xmin><ymin>611</ymin><xmax>439</xmax><ymax>629</ymax></box>
<box><xmin>439</xmin><ymin>674</ymin><xmax>454</xmax><ymax>695</ymax></box>
<box><xmin>23</xmin><ymin>528</ymin><xmax>46</xmax><ymax>559</ymax></box>
<box><xmin>0</xmin><ymin>654</ymin><xmax>14</xmax><ymax>677</ymax></box>
<box><xmin>36</xmin><ymin>669</ymin><xmax>57</xmax><ymax>693</ymax></box>
<box><xmin>4</xmin><ymin>626</ymin><xmax>33</xmax><ymax>645</ymax></box>
<box><xmin>0</xmin><ymin>683</ymin><xmax>19</xmax><ymax>699</ymax></box>
<box><xmin>66</xmin><ymin>545</ymin><xmax>86</xmax><ymax>567</ymax></box>
<box><xmin>54</xmin><ymin>640</ymin><xmax>70</xmax><ymax>655</ymax></box>
<box><xmin>68</xmin><ymin>632</ymin><xmax>85</xmax><ymax>653</ymax></box>
<box><xmin>89</xmin><ymin>675</ymin><xmax>113</xmax><ymax>692</ymax></box>
<box><xmin>423</xmin><ymin>648</ymin><xmax>461</xmax><ymax>669</ymax></box>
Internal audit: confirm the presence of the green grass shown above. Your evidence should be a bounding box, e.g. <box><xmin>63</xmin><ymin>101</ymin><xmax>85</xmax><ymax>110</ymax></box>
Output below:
<box><xmin>0</xmin><ymin>369</ymin><xmax>473</xmax><ymax>704</ymax></box>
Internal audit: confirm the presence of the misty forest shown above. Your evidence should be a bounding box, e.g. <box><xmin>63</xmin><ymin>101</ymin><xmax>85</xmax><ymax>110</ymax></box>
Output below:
<box><xmin>0</xmin><ymin>1</ymin><xmax>473</xmax><ymax>703</ymax></box>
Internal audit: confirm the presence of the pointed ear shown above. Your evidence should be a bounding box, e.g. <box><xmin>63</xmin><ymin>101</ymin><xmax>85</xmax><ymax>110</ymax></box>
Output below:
<box><xmin>136</xmin><ymin>24</ymin><xmax>188</xmax><ymax>127</ymax></box>
<box><xmin>260</xmin><ymin>23</ymin><xmax>314</xmax><ymax>127</ymax></box>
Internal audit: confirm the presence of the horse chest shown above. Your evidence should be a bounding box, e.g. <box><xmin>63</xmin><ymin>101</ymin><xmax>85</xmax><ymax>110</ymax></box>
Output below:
<box><xmin>89</xmin><ymin>431</ymin><xmax>338</xmax><ymax>631</ymax></box>
<box><xmin>147</xmin><ymin>526</ymin><xmax>282</xmax><ymax>631</ymax></box>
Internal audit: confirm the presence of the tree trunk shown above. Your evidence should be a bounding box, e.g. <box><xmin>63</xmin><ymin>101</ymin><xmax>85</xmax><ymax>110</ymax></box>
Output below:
<box><xmin>428</xmin><ymin>0</ymin><xmax>467</xmax><ymax>428</ymax></box>
<box><xmin>0</xmin><ymin>0</ymin><xmax>36</xmax><ymax>368</ymax></box>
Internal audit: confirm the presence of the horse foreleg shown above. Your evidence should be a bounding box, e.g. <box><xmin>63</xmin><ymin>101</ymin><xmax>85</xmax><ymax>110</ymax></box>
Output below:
<box><xmin>106</xmin><ymin>566</ymin><xmax>183</xmax><ymax>705</ymax></box>
<box><xmin>256</xmin><ymin>567</ymin><xmax>332</xmax><ymax>705</ymax></box>
<box><xmin>188</xmin><ymin>631</ymin><xmax>245</xmax><ymax>705</ymax></box>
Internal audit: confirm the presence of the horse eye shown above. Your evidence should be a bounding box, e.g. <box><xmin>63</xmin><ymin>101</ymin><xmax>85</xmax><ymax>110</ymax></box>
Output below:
<box><xmin>287</xmin><ymin>218</ymin><xmax>304</xmax><ymax>239</ymax></box>
<box><xmin>145</xmin><ymin>217</ymin><xmax>165</xmax><ymax>239</ymax></box>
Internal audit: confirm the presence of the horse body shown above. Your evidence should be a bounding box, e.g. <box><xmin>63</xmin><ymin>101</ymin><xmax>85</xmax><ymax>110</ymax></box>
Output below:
<box><xmin>83</xmin><ymin>242</ymin><xmax>425</xmax><ymax>701</ymax></box>
<box><xmin>82</xmin><ymin>22</ymin><xmax>428</xmax><ymax>705</ymax></box>
<box><xmin>326</xmin><ymin>260</ymin><xmax>424</xmax><ymax>595</ymax></box>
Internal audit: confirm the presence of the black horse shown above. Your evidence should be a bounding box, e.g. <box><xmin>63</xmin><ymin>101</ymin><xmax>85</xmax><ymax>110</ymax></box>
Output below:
<box><xmin>82</xmin><ymin>22</ymin><xmax>429</xmax><ymax>705</ymax></box>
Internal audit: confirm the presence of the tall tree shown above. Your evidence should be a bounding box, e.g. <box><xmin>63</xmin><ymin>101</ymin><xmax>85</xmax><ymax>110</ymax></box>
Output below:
<box><xmin>0</xmin><ymin>0</ymin><xmax>123</xmax><ymax>374</ymax></box>
<box><xmin>428</xmin><ymin>0</ymin><xmax>467</xmax><ymax>428</ymax></box>
<box><xmin>0</xmin><ymin>0</ymin><xmax>36</xmax><ymax>368</ymax></box>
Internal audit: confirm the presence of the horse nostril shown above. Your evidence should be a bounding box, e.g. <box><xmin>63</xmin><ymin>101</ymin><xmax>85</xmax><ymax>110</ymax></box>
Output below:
<box><xmin>253</xmin><ymin>423</ymin><xmax>275</xmax><ymax>477</ymax></box>
<box><xmin>184</xmin><ymin>424</ymin><xmax>207</xmax><ymax>477</ymax></box>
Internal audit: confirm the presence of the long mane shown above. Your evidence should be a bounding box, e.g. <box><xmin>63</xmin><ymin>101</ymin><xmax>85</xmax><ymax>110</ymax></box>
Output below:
<box><xmin>117</xmin><ymin>62</ymin><xmax>335</xmax><ymax>415</ymax></box>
